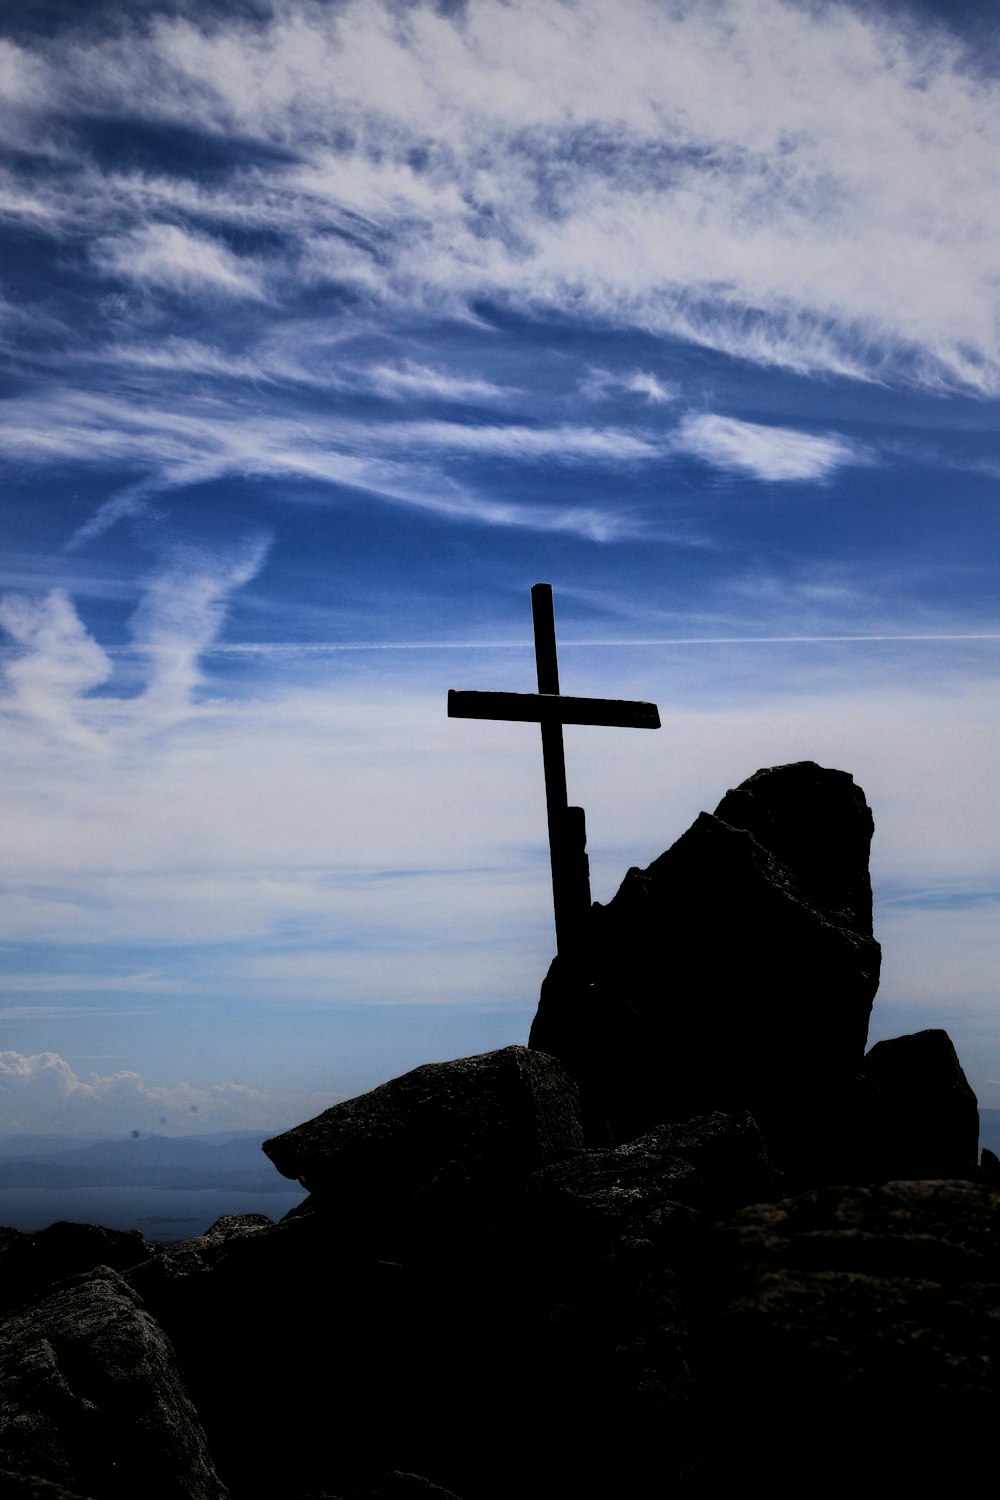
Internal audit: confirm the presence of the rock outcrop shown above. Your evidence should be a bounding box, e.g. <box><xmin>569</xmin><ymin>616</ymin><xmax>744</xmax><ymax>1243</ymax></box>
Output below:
<box><xmin>860</xmin><ymin>1026</ymin><xmax>981</xmax><ymax>1176</ymax></box>
<box><xmin>530</xmin><ymin>761</ymin><xmax>888</xmax><ymax>1177</ymax></box>
<box><xmin>699</xmin><ymin>1178</ymin><xmax>1000</xmax><ymax>1485</ymax></box>
<box><xmin>0</xmin><ymin>1267</ymin><xmax>227</xmax><ymax>1500</ymax></box>
<box><xmin>0</xmin><ymin>762</ymin><xmax>996</xmax><ymax>1498</ymax></box>
<box><xmin>263</xmin><ymin>1043</ymin><xmax>584</xmax><ymax>1193</ymax></box>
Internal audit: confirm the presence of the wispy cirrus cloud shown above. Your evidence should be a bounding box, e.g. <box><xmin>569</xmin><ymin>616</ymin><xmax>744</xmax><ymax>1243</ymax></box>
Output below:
<box><xmin>0</xmin><ymin>1</ymin><xmax>996</xmax><ymax>392</ymax></box>
<box><xmin>129</xmin><ymin>534</ymin><xmax>273</xmax><ymax>716</ymax></box>
<box><xmin>671</xmin><ymin>413</ymin><xmax>864</xmax><ymax>482</ymax></box>
<box><xmin>580</xmin><ymin>368</ymin><xmax>677</xmax><ymax>404</ymax></box>
<box><xmin>372</xmin><ymin>420</ymin><xmax>660</xmax><ymax>462</ymax></box>
<box><xmin>0</xmin><ymin>388</ymin><xmax>658</xmax><ymax>544</ymax></box>
<box><xmin>107</xmin><ymin>338</ymin><xmax>277</xmax><ymax>381</ymax></box>
<box><xmin>0</xmin><ymin>588</ymin><xmax>113</xmax><ymax>746</ymax></box>
<box><xmin>104</xmin><ymin>346</ymin><xmax>514</xmax><ymax>402</ymax></box>
<box><xmin>94</xmin><ymin>222</ymin><xmax>267</xmax><ymax>300</ymax></box>
<box><xmin>4</xmin><ymin>0</ymin><xmax>999</xmax><ymax>389</ymax></box>
<box><xmin>363</xmin><ymin>362</ymin><xmax>518</xmax><ymax>403</ymax></box>
<box><xmin>0</xmin><ymin>534</ymin><xmax>271</xmax><ymax>743</ymax></box>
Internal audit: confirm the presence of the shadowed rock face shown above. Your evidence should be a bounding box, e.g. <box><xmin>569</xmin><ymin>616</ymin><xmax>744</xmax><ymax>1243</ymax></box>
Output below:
<box><xmin>151</xmin><ymin>1109</ymin><xmax>781</xmax><ymax>1500</ymax></box>
<box><xmin>699</xmin><ymin>1178</ymin><xmax>1000</xmax><ymax>1485</ymax></box>
<box><xmin>262</xmin><ymin>1045</ymin><xmax>584</xmax><ymax>1220</ymax></box>
<box><xmin>0</xmin><ymin>1268</ymin><xmax>227</xmax><ymax>1500</ymax></box>
<box><xmin>530</xmin><ymin>761</ymin><xmax>882</xmax><ymax>1165</ymax></box>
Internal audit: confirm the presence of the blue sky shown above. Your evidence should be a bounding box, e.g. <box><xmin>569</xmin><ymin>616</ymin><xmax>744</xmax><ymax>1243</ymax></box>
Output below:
<box><xmin>3</xmin><ymin>0</ymin><xmax>1000</xmax><ymax>1136</ymax></box>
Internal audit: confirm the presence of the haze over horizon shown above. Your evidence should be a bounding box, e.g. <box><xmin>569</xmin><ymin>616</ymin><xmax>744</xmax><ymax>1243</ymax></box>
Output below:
<box><xmin>3</xmin><ymin>0</ymin><xmax>1000</xmax><ymax>1138</ymax></box>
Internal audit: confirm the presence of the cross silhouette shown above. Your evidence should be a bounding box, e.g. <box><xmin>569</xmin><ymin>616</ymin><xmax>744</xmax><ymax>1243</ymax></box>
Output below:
<box><xmin>448</xmin><ymin>583</ymin><xmax>660</xmax><ymax>962</ymax></box>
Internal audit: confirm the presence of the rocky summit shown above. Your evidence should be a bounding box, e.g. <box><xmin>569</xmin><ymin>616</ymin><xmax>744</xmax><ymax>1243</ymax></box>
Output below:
<box><xmin>1</xmin><ymin>762</ymin><xmax>998</xmax><ymax>1498</ymax></box>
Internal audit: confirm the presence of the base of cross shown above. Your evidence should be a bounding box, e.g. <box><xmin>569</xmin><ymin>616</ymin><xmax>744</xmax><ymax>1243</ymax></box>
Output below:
<box><xmin>554</xmin><ymin>804</ymin><xmax>592</xmax><ymax>963</ymax></box>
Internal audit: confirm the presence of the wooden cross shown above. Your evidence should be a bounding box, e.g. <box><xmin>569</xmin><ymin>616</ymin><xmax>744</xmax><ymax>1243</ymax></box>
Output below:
<box><xmin>448</xmin><ymin>583</ymin><xmax>660</xmax><ymax>963</ymax></box>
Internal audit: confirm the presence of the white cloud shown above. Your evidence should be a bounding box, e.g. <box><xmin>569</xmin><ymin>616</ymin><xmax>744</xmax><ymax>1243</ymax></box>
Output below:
<box><xmin>0</xmin><ymin>589</ymin><xmax>114</xmax><ymax>746</ymax></box>
<box><xmin>128</xmin><ymin>534</ymin><xmax>272</xmax><ymax>717</ymax></box>
<box><xmin>0</xmin><ymin>536</ymin><xmax>271</xmax><ymax>747</ymax></box>
<box><xmin>363</xmin><ymin>362</ymin><xmax>517</xmax><ymax>402</ymax></box>
<box><xmin>580</xmin><ymin>368</ymin><xmax>678</xmax><ymax>404</ymax></box>
<box><xmin>0</xmin><ymin>390</ymin><xmax>643</xmax><ymax>543</ymax></box>
<box><xmin>671</xmin><ymin>413</ymin><xmax>862</xmax><ymax>481</ymax></box>
<box><xmin>95</xmin><ymin>224</ymin><xmax>266</xmax><ymax>300</ymax></box>
<box><xmin>0</xmin><ymin>1050</ymin><xmax>343</xmax><ymax>1135</ymax></box>
<box><xmin>624</xmin><ymin>373</ymin><xmax>675</xmax><ymax>404</ymax></box>
<box><xmin>374</xmin><ymin>420</ymin><xmax>660</xmax><ymax>461</ymax></box>
<box><xmin>3</xmin><ymin>1</ymin><xmax>1000</xmax><ymax>386</ymax></box>
<box><xmin>109</xmin><ymin>338</ymin><xmax>277</xmax><ymax>380</ymax></box>
<box><xmin>0</xmin><ymin>38</ymin><xmax>55</xmax><ymax>153</ymax></box>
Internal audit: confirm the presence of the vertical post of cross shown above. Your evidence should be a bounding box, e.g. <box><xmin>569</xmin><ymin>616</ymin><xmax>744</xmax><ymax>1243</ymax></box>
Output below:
<box><xmin>530</xmin><ymin>583</ymin><xmax>592</xmax><ymax>962</ymax></box>
<box><xmin>449</xmin><ymin>583</ymin><xmax>659</xmax><ymax>962</ymax></box>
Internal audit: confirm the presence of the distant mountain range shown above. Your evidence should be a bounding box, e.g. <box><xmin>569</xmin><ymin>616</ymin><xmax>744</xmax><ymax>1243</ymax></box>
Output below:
<box><xmin>0</xmin><ymin>1131</ymin><xmax>303</xmax><ymax>1194</ymax></box>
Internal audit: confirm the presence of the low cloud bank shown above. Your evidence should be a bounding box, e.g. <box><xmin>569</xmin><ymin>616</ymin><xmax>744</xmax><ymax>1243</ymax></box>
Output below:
<box><xmin>0</xmin><ymin>1049</ymin><xmax>342</xmax><ymax>1137</ymax></box>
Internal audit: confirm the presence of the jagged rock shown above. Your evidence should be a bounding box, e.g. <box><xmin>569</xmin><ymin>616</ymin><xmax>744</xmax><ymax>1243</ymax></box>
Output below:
<box><xmin>530</xmin><ymin>762</ymin><xmax>882</xmax><ymax>1169</ymax></box>
<box><xmin>713</xmin><ymin>761</ymin><xmax>875</xmax><ymax>933</ymax></box>
<box><xmin>502</xmin><ymin>1110</ymin><xmax>779</xmax><ymax>1265</ymax></box>
<box><xmin>0</xmin><ymin>1267</ymin><xmax>227</xmax><ymax>1500</ymax></box>
<box><xmin>614</xmin><ymin>1109</ymin><xmax>784</xmax><ymax>1216</ymax></box>
<box><xmin>159</xmin><ymin>1214</ymin><xmax>274</xmax><ymax>1278</ymax></box>
<box><xmin>262</xmin><ymin>1045</ymin><xmax>584</xmax><ymax>1204</ymax></box>
<box><xmin>124</xmin><ymin>1215</ymin><xmax>278</xmax><ymax>1308</ymax></box>
<box><xmin>860</xmin><ymin>1028</ymin><xmax>980</xmax><ymax>1177</ymax></box>
<box><xmin>698</xmin><ymin>1178</ymin><xmax>1000</xmax><ymax>1483</ymax></box>
<box><xmin>0</xmin><ymin>1222</ymin><xmax>159</xmax><ymax>1320</ymax></box>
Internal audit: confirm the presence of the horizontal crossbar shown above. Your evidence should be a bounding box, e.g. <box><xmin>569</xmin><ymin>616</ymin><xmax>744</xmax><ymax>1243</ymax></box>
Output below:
<box><xmin>447</xmin><ymin>689</ymin><xmax>660</xmax><ymax>729</ymax></box>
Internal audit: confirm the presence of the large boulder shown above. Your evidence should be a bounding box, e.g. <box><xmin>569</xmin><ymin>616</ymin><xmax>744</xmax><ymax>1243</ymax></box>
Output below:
<box><xmin>263</xmin><ymin>1044</ymin><xmax>583</xmax><ymax>1200</ymax></box>
<box><xmin>0</xmin><ymin>1267</ymin><xmax>227</xmax><ymax>1500</ymax></box>
<box><xmin>860</xmin><ymin>1028</ymin><xmax>981</xmax><ymax>1177</ymax></box>
<box><xmin>530</xmin><ymin>761</ymin><xmax>882</xmax><ymax>1168</ymax></box>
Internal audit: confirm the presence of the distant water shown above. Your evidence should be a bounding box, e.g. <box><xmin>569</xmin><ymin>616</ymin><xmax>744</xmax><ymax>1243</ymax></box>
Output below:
<box><xmin>0</xmin><ymin>1185</ymin><xmax>309</xmax><ymax>1243</ymax></box>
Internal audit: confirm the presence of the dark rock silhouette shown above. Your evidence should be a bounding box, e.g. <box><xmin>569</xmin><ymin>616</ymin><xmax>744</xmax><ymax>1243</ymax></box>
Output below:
<box><xmin>0</xmin><ymin>761</ymin><xmax>997</xmax><ymax>1498</ymax></box>
<box><xmin>714</xmin><ymin>760</ymin><xmax>875</xmax><ymax>930</ymax></box>
<box><xmin>530</xmin><ymin>760</ymin><xmax>885</xmax><ymax>1177</ymax></box>
<box><xmin>0</xmin><ymin>1221</ymin><xmax>157</xmax><ymax>1321</ymax></box>
<box><xmin>263</xmin><ymin>1043</ymin><xmax>584</xmax><ymax>1193</ymax></box>
<box><xmin>860</xmin><ymin>1026</ymin><xmax>980</xmax><ymax>1175</ymax></box>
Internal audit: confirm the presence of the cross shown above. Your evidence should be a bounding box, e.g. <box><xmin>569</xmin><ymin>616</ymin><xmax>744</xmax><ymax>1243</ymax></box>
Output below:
<box><xmin>448</xmin><ymin>583</ymin><xmax>660</xmax><ymax>963</ymax></box>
